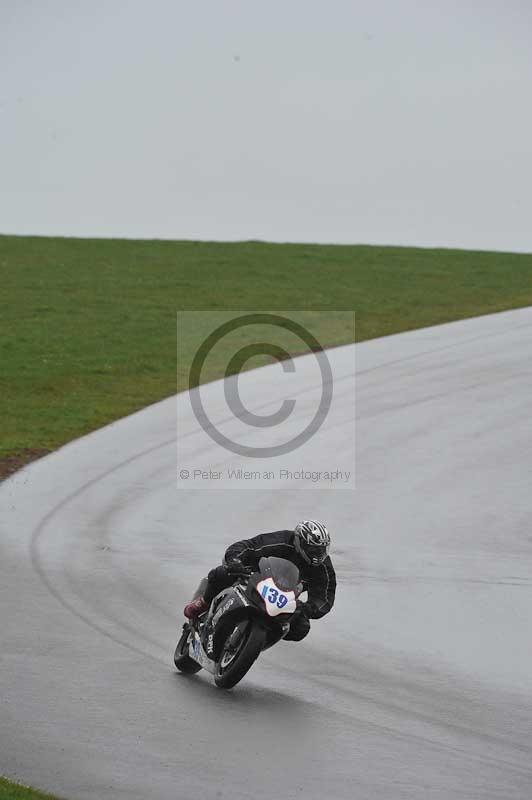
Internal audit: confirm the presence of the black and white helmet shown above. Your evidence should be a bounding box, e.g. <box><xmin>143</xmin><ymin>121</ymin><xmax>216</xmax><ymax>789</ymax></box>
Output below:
<box><xmin>294</xmin><ymin>520</ymin><xmax>331</xmax><ymax>566</ymax></box>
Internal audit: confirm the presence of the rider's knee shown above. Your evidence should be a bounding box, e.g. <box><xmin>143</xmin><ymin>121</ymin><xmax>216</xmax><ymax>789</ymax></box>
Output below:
<box><xmin>193</xmin><ymin>577</ymin><xmax>209</xmax><ymax>600</ymax></box>
<box><xmin>284</xmin><ymin>614</ymin><xmax>311</xmax><ymax>641</ymax></box>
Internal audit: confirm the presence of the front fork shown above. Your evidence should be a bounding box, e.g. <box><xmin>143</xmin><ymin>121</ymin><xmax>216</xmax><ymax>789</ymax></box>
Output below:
<box><xmin>262</xmin><ymin>620</ymin><xmax>290</xmax><ymax>651</ymax></box>
<box><xmin>225</xmin><ymin>622</ymin><xmax>247</xmax><ymax>652</ymax></box>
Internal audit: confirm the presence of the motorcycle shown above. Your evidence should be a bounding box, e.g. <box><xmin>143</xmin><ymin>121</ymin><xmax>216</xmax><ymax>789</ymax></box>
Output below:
<box><xmin>174</xmin><ymin>556</ymin><xmax>302</xmax><ymax>689</ymax></box>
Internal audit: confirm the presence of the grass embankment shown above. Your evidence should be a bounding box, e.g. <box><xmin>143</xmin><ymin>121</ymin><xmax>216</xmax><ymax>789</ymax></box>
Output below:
<box><xmin>1</xmin><ymin>234</ymin><xmax>531</xmax><ymax>475</ymax></box>
<box><xmin>0</xmin><ymin>778</ymin><xmax>62</xmax><ymax>800</ymax></box>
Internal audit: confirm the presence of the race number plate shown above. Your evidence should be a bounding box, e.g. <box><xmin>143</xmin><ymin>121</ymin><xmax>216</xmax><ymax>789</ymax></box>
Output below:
<box><xmin>257</xmin><ymin>577</ymin><xmax>297</xmax><ymax>617</ymax></box>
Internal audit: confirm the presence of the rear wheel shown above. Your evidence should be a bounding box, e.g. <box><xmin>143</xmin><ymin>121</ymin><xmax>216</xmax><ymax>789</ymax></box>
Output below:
<box><xmin>214</xmin><ymin>621</ymin><xmax>265</xmax><ymax>689</ymax></box>
<box><xmin>174</xmin><ymin>625</ymin><xmax>201</xmax><ymax>674</ymax></box>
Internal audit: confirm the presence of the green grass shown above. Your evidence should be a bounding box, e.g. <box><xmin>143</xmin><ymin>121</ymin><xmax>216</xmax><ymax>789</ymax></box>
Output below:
<box><xmin>1</xmin><ymin>234</ymin><xmax>531</xmax><ymax>459</ymax></box>
<box><xmin>0</xmin><ymin>777</ymin><xmax>61</xmax><ymax>800</ymax></box>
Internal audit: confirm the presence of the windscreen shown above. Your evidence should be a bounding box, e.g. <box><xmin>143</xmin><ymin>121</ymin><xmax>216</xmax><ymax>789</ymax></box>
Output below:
<box><xmin>258</xmin><ymin>556</ymin><xmax>300</xmax><ymax>592</ymax></box>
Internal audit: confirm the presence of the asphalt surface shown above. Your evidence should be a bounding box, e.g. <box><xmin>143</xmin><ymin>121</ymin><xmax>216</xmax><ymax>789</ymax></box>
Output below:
<box><xmin>2</xmin><ymin>308</ymin><xmax>532</xmax><ymax>799</ymax></box>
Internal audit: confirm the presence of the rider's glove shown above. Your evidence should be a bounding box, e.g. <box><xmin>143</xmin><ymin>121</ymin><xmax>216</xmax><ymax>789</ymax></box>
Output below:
<box><xmin>209</xmin><ymin>564</ymin><xmax>230</xmax><ymax>582</ymax></box>
<box><xmin>225</xmin><ymin>559</ymin><xmax>253</xmax><ymax>577</ymax></box>
<box><xmin>295</xmin><ymin>600</ymin><xmax>310</xmax><ymax>618</ymax></box>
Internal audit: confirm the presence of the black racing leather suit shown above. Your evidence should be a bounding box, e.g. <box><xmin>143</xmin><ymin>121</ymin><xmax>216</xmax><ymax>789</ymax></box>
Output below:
<box><xmin>203</xmin><ymin>530</ymin><xmax>336</xmax><ymax>641</ymax></box>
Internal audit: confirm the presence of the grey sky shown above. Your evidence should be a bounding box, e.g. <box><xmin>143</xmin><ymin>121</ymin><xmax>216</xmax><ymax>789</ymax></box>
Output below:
<box><xmin>1</xmin><ymin>0</ymin><xmax>531</xmax><ymax>251</ymax></box>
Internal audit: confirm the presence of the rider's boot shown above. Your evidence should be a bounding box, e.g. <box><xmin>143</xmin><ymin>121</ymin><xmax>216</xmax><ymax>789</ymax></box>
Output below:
<box><xmin>183</xmin><ymin>596</ymin><xmax>208</xmax><ymax>619</ymax></box>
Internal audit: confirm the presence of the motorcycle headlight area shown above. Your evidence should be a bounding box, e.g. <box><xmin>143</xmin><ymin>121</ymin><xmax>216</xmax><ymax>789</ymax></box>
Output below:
<box><xmin>256</xmin><ymin>577</ymin><xmax>297</xmax><ymax>616</ymax></box>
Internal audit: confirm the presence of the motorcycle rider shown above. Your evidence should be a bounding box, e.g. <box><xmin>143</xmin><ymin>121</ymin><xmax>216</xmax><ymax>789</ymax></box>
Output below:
<box><xmin>183</xmin><ymin>520</ymin><xmax>336</xmax><ymax>641</ymax></box>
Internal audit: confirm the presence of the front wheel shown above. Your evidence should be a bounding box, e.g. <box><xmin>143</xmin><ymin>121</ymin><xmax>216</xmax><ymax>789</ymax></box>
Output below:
<box><xmin>214</xmin><ymin>621</ymin><xmax>265</xmax><ymax>689</ymax></box>
<box><xmin>174</xmin><ymin>624</ymin><xmax>202</xmax><ymax>674</ymax></box>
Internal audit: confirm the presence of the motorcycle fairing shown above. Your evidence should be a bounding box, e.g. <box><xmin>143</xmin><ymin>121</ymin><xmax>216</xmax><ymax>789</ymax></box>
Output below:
<box><xmin>256</xmin><ymin>577</ymin><xmax>297</xmax><ymax>617</ymax></box>
<box><xmin>200</xmin><ymin>584</ymin><xmax>253</xmax><ymax>662</ymax></box>
<box><xmin>188</xmin><ymin>629</ymin><xmax>216</xmax><ymax>674</ymax></box>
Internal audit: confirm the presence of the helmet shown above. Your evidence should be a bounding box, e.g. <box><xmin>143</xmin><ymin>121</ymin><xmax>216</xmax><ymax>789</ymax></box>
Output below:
<box><xmin>294</xmin><ymin>520</ymin><xmax>331</xmax><ymax>566</ymax></box>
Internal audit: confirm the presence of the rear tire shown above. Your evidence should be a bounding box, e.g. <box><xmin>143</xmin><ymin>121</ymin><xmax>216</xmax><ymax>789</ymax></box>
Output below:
<box><xmin>214</xmin><ymin>621</ymin><xmax>265</xmax><ymax>689</ymax></box>
<box><xmin>174</xmin><ymin>625</ymin><xmax>202</xmax><ymax>674</ymax></box>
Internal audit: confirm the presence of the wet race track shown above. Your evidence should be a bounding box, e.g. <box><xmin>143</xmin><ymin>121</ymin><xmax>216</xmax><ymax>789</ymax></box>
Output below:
<box><xmin>2</xmin><ymin>308</ymin><xmax>532</xmax><ymax>799</ymax></box>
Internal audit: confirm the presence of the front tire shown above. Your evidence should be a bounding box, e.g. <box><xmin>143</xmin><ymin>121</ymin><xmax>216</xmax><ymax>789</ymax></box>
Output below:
<box><xmin>174</xmin><ymin>625</ymin><xmax>201</xmax><ymax>674</ymax></box>
<box><xmin>214</xmin><ymin>621</ymin><xmax>265</xmax><ymax>689</ymax></box>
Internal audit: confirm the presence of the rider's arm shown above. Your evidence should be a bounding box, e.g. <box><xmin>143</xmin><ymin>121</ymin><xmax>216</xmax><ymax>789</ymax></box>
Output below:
<box><xmin>304</xmin><ymin>559</ymin><xmax>336</xmax><ymax>619</ymax></box>
<box><xmin>224</xmin><ymin>530</ymin><xmax>292</xmax><ymax>568</ymax></box>
<box><xmin>224</xmin><ymin>533</ymin><xmax>271</xmax><ymax>568</ymax></box>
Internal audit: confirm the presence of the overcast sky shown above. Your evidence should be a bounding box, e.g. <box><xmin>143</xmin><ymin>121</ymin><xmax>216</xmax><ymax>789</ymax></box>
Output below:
<box><xmin>1</xmin><ymin>0</ymin><xmax>531</xmax><ymax>251</ymax></box>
